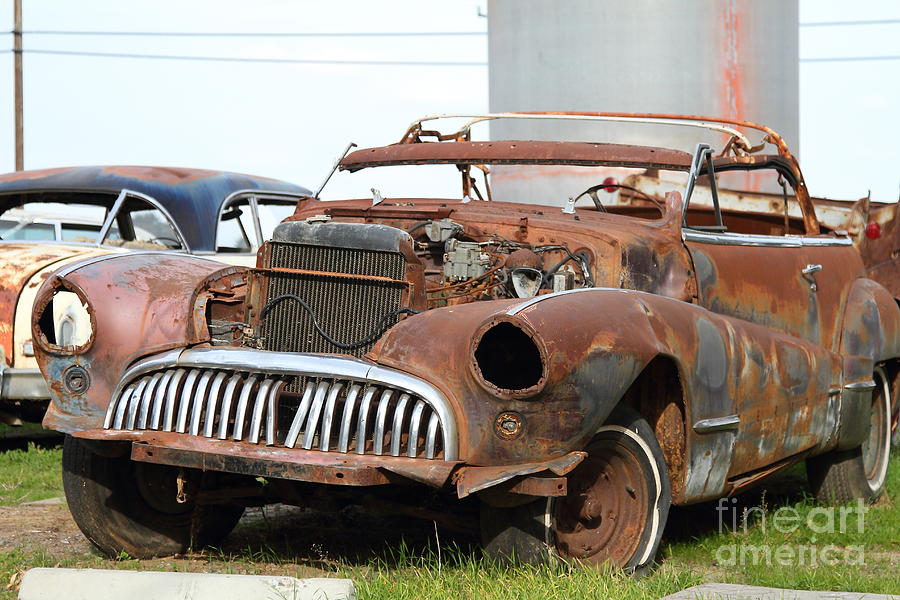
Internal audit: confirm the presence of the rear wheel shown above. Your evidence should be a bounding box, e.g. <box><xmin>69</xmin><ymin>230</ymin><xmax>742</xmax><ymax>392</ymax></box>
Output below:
<box><xmin>62</xmin><ymin>436</ymin><xmax>245</xmax><ymax>558</ymax></box>
<box><xmin>480</xmin><ymin>406</ymin><xmax>671</xmax><ymax>573</ymax></box>
<box><xmin>807</xmin><ymin>366</ymin><xmax>892</xmax><ymax>503</ymax></box>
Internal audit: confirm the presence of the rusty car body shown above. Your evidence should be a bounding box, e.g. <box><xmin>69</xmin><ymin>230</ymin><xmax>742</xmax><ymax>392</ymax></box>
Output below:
<box><xmin>33</xmin><ymin>114</ymin><xmax>897</xmax><ymax>570</ymax></box>
<box><xmin>0</xmin><ymin>166</ymin><xmax>309</xmax><ymax>423</ymax></box>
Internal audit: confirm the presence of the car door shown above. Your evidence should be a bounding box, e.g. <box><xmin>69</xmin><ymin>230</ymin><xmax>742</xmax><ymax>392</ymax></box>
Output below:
<box><xmin>680</xmin><ymin>149</ymin><xmax>841</xmax><ymax>476</ymax></box>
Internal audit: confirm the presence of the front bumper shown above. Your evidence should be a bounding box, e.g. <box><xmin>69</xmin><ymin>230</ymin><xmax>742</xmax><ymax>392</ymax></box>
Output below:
<box><xmin>0</xmin><ymin>365</ymin><xmax>49</xmax><ymax>400</ymax></box>
<box><xmin>74</xmin><ymin>428</ymin><xmax>584</xmax><ymax>498</ymax></box>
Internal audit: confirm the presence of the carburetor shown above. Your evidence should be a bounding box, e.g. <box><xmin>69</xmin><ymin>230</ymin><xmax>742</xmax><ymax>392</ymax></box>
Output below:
<box><xmin>443</xmin><ymin>238</ymin><xmax>490</xmax><ymax>282</ymax></box>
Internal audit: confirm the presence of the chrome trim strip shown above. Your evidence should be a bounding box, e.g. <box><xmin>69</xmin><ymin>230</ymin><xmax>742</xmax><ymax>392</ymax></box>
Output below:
<box><xmin>302</xmin><ymin>381</ymin><xmax>331</xmax><ymax>450</ymax></box>
<box><xmin>338</xmin><ymin>384</ymin><xmax>362</xmax><ymax>453</ymax></box>
<box><xmin>693</xmin><ymin>415</ymin><xmax>741</xmax><ymax>433</ymax></box>
<box><xmin>845</xmin><ymin>380</ymin><xmax>877</xmax><ymax>391</ymax></box>
<box><xmin>391</xmin><ymin>393</ymin><xmax>411</xmax><ymax>457</ymax></box>
<box><xmin>111</xmin><ymin>347</ymin><xmax>459</xmax><ymax>460</ymax></box>
<box><xmin>284</xmin><ymin>381</ymin><xmax>316</xmax><ymax>449</ymax></box>
<box><xmin>683</xmin><ymin>229</ymin><xmax>853</xmax><ymax>248</ymax></box>
<box><xmin>507</xmin><ymin>287</ymin><xmax>616</xmax><ymax>315</ymax></box>
<box><xmin>150</xmin><ymin>370</ymin><xmax>175</xmax><ymax>430</ymax></box>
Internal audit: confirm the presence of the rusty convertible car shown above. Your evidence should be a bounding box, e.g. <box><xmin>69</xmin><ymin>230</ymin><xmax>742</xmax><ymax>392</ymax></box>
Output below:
<box><xmin>0</xmin><ymin>165</ymin><xmax>309</xmax><ymax>423</ymax></box>
<box><xmin>33</xmin><ymin>114</ymin><xmax>897</xmax><ymax>571</ymax></box>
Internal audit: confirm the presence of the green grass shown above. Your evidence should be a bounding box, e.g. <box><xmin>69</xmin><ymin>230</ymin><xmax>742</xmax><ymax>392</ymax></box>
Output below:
<box><xmin>0</xmin><ymin>446</ymin><xmax>897</xmax><ymax>599</ymax></box>
<box><xmin>0</xmin><ymin>443</ymin><xmax>62</xmax><ymax>505</ymax></box>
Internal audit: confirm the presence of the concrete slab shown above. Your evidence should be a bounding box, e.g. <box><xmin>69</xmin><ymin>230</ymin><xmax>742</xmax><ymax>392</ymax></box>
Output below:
<box><xmin>18</xmin><ymin>568</ymin><xmax>356</xmax><ymax>600</ymax></box>
<box><xmin>661</xmin><ymin>583</ymin><xmax>898</xmax><ymax>600</ymax></box>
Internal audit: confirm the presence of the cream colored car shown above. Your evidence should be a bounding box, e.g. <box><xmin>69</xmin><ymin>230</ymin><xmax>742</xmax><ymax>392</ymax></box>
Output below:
<box><xmin>0</xmin><ymin>165</ymin><xmax>309</xmax><ymax>423</ymax></box>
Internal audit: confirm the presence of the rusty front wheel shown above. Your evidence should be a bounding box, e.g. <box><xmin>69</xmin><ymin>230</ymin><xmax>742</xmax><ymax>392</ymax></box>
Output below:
<box><xmin>62</xmin><ymin>436</ymin><xmax>245</xmax><ymax>558</ymax></box>
<box><xmin>481</xmin><ymin>406</ymin><xmax>671</xmax><ymax>572</ymax></box>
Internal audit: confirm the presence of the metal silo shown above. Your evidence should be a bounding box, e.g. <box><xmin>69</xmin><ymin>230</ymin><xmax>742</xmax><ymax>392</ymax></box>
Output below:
<box><xmin>487</xmin><ymin>0</ymin><xmax>798</xmax><ymax>203</ymax></box>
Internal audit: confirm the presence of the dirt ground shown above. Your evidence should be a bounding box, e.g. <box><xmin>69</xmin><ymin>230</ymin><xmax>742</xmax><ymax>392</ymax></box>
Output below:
<box><xmin>1</xmin><ymin>498</ymin><xmax>475</xmax><ymax>577</ymax></box>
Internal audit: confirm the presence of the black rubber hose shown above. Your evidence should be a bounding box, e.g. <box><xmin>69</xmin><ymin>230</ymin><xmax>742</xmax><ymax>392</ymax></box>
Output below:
<box><xmin>259</xmin><ymin>294</ymin><xmax>421</xmax><ymax>350</ymax></box>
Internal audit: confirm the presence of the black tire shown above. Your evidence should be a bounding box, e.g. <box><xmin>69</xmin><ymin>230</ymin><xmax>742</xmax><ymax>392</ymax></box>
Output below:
<box><xmin>807</xmin><ymin>366</ymin><xmax>892</xmax><ymax>504</ymax></box>
<box><xmin>62</xmin><ymin>436</ymin><xmax>245</xmax><ymax>558</ymax></box>
<box><xmin>480</xmin><ymin>405</ymin><xmax>671</xmax><ymax>573</ymax></box>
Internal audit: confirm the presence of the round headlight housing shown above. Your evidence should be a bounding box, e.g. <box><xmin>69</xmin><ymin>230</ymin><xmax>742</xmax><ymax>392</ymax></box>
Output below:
<box><xmin>471</xmin><ymin>318</ymin><xmax>546</xmax><ymax>399</ymax></box>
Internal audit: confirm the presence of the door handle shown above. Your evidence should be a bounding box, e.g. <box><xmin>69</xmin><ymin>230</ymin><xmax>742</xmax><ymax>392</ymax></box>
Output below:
<box><xmin>802</xmin><ymin>264</ymin><xmax>822</xmax><ymax>291</ymax></box>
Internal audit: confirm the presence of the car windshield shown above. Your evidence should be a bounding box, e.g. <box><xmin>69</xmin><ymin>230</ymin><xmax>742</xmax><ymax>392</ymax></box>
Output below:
<box><xmin>323</xmin><ymin>162</ymin><xmax>692</xmax><ymax>221</ymax></box>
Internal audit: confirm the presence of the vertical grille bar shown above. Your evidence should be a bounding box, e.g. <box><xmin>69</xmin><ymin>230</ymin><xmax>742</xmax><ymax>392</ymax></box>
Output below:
<box><xmin>284</xmin><ymin>381</ymin><xmax>316</xmax><ymax>448</ymax></box>
<box><xmin>137</xmin><ymin>372</ymin><xmax>164</xmax><ymax>430</ymax></box>
<box><xmin>390</xmin><ymin>393</ymin><xmax>411</xmax><ymax>457</ymax></box>
<box><xmin>338</xmin><ymin>384</ymin><xmax>362</xmax><ymax>453</ymax></box>
<box><xmin>425</xmin><ymin>413</ymin><xmax>441</xmax><ymax>460</ymax></box>
<box><xmin>189</xmin><ymin>371</ymin><xmax>215</xmax><ymax>436</ymax></box>
<box><xmin>176</xmin><ymin>369</ymin><xmax>201</xmax><ymax>434</ymax></box>
<box><xmin>373</xmin><ymin>389</ymin><xmax>395</xmax><ymax>456</ymax></box>
<box><xmin>216</xmin><ymin>373</ymin><xmax>244</xmax><ymax>439</ymax></box>
<box><xmin>302</xmin><ymin>381</ymin><xmax>332</xmax><ymax>450</ymax></box>
<box><xmin>356</xmin><ymin>387</ymin><xmax>378</xmax><ymax>455</ymax></box>
<box><xmin>202</xmin><ymin>372</ymin><xmax>229</xmax><ymax>438</ymax></box>
<box><xmin>232</xmin><ymin>374</ymin><xmax>259</xmax><ymax>441</ymax></box>
<box><xmin>162</xmin><ymin>369</ymin><xmax>187</xmax><ymax>432</ymax></box>
<box><xmin>150</xmin><ymin>370</ymin><xmax>176</xmax><ymax>430</ymax></box>
<box><xmin>407</xmin><ymin>400</ymin><xmax>426</xmax><ymax>458</ymax></box>
<box><xmin>319</xmin><ymin>383</ymin><xmax>344</xmax><ymax>451</ymax></box>
<box><xmin>249</xmin><ymin>378</ymin><xmax>276</xmax><ymax>444</ymax></box>
<box><xmin>265</xmin><ymin>380</ymin><xmax>284</xmax><ymax>446</ymax></box>
<box><xmin>111</xmin><ymin>384</ymin><xmax>136</xmax><ymax>429</ymax></box>
<box><xmin>126</xmin><ymin>377</ymin><xmax>150</xmax><ymax>430</ymax></box>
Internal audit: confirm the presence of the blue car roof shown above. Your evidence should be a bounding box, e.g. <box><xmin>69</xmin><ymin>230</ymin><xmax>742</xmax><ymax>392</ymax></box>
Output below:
<box><xmin>0</xmin><ymin>165</ymin><xmax>311</xmax><ymax>252</ymax></box>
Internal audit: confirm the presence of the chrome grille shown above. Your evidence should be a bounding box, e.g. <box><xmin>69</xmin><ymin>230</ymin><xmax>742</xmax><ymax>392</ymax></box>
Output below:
<box><xmin>258</xmin><ymin>241</ymin><xmax>406</xmax><ymax>361</ymax></box>
<box><xmin>102</xmin><ymin>348</ymin><xmax>456</xmax><ymax>460</ymax></box>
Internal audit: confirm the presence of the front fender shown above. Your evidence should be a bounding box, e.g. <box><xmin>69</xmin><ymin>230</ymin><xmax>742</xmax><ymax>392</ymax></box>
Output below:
<box><xmin>33</xmin><ymin>254</ymin><xmax>233</xmax><ymax>433</ymax></box>
<box><xmin>369</xmin><ymin>290</ymin><xmax>669</xmax><ymax>466</ymax></box>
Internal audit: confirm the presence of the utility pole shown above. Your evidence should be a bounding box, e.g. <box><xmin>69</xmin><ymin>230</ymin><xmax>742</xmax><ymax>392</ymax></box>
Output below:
<box><xmin>13</xmin><ymin>0</ymin><xmax>23</xmax><ymax>171</ymax></box>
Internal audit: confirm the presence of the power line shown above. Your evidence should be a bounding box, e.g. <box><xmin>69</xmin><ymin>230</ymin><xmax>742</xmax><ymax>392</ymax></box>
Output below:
<box><xmin>14</xmin><ymin>29</ymin><xmax>487</xmax><ymax>38</ymax></box>
<box><xmin>23</xmin><ymin>48</ymin><xmax>488</xmax><ymax>67</ymax></box>
<box><xmin>801</xmin><ymin>55</ymin><xmax>900</xmax><ymax>63</ymax></box>
<box><xmin>799</xmin><ymin>18</ymin><xmax>900</xmax><ymax>27</ymax></box>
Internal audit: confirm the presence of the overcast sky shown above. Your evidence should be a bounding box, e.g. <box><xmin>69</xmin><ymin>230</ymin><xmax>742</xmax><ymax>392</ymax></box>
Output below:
<box><xmin>0</xmin><ymin>0</ymin><xmax>897</xmax><ymax>202</ymax></box>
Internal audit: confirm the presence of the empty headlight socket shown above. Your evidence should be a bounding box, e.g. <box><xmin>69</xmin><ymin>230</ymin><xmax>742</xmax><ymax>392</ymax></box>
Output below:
<box><xmin>32</xmin><ymin>277</ymin><xmax>97</xmax><ymax>356</ymax></box>
<box><xmin>470</xmin><ymin>315</ymin><xmax>548</xmax><ymax>401</ymax></box>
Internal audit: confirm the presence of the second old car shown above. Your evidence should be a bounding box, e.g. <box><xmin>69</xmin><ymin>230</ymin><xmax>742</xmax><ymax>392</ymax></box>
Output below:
<box><xmin>33</xmin><ymin>114</ymin><xmax>897</xmax><ymax>571</ymax></box>
<box><xmin>0</xmin><ymin>165</ymin><xmax>309</xmax><ymax>423</ymax></box>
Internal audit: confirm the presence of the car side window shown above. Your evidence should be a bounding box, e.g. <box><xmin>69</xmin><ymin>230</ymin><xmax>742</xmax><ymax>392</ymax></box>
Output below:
<box><xmin>103</xmin><ymin>197</ymin><xmax>185</xmax><ymax>250</ymax></box>
<box><xmin>216</xmin><ymin>198</ymin><xmax>257</xmax><ymax>252</ymax></box>
<box><xmin>257</xmin><ymin>200</ymin><xmax>295</xmax><ymax>241</ymax></box>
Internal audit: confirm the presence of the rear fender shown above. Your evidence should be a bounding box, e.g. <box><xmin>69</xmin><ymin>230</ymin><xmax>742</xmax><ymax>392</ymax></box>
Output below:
<box><xmin>833</xmin><ymin>277</ymin><xmax>900</xmax><ymax>449</ymax></box>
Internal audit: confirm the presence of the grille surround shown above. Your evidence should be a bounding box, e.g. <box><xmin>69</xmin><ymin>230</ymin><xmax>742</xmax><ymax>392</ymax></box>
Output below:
<box><xmin>103</xmin><ymin>347</ymin><xmax>458</xmax><ymax>461</ymax></box>
<box><xmin>249</xmin><ymin>221</ymin><xmax>424</xmax><ymax>361</ymax></box>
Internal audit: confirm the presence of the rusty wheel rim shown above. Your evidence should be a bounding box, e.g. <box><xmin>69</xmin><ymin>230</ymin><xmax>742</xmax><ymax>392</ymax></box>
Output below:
<box><xmin>553</xmin><ymin>434</ymin><xmax>651</xmax><ymax>568</ymax></box>
<box><xmin>861</xmin><ymin>367</ymin><xmax>891</xmax><ymax>491</ymax></box>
